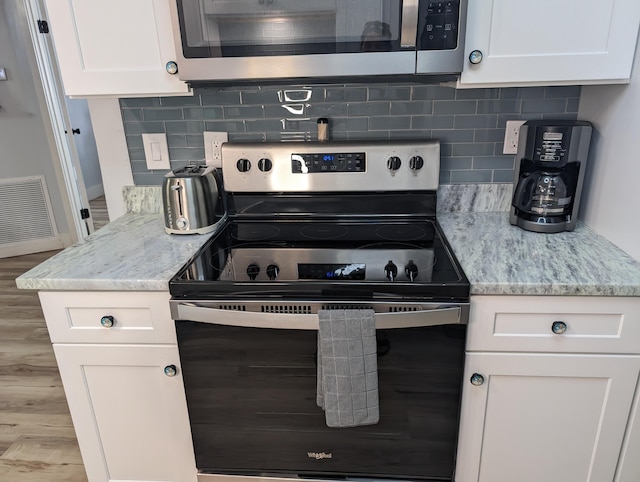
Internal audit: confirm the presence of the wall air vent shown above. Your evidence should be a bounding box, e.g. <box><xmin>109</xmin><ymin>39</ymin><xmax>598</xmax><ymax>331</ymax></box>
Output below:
<box><xmin>0</xmin><ymin>176</ymin><xmax>60</xmax><ymax>258</ymax></box>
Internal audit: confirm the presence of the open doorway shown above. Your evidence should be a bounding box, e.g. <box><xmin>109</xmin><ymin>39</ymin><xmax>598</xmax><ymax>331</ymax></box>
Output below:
<box><xmin>0</xmin><ymin>0</ymin><xmax>74</xmax><ymax>258</ymax></box>
<box><xmin>0</xmin><ymin>0</ymin><xmax>106</xmax><ymax>258</ymax></box>
<box><xmin>65</xmin><ymin>97</ymin><xmax>108</xmax><ymax>229</ymax></box>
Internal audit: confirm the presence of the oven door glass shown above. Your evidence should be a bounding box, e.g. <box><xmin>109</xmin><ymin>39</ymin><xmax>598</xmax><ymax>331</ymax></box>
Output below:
<box><xmin>176</xmin><ymin>0</ymin><xmax>405</xmax><ymax>57</ymax></box>
<box><xmin>176</xmin><ymin>320</ymin><xmax>465</xmax><ymax>480</ymax></box>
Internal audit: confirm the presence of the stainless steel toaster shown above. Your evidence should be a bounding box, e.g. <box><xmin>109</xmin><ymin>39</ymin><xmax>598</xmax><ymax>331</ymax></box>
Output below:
<box><xmin>162</xmin><ymin>165</ymin><xmax>221</xmax><ymax>234</ymax></box>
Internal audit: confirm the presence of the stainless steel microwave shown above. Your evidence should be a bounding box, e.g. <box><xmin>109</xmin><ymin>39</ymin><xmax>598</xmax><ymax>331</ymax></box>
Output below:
<box><xmin>168</xmin><ymin>0</ymin><xmax>467</xmax><ymax>82</ymax></box>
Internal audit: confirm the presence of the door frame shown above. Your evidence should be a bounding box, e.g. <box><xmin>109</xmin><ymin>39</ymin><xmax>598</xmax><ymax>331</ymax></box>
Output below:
<box><xmin>23</xmin><ymin>0</ymin><xmax>94</xmax><ymax>241</ymax></box>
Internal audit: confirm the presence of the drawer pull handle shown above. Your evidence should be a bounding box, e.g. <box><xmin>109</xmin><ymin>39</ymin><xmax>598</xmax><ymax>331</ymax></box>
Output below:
<box><xmin>552</xmin><ymin>321</ymin><xmax>567</xmax><ymax>334</ymax></box>
<box><xmin>164</xmin><ymin>365</ymin><xmax>177</xmax><ymax>377</ymax></box>
<box><xmin>470</xmin><ymin>373</ymin><xmax>485</xmax><ymax>386</ymax></box>
<box><xmin>100</xmin><ymin>315</ymin><xmax>114</xmax><ymax>328</ymax></box>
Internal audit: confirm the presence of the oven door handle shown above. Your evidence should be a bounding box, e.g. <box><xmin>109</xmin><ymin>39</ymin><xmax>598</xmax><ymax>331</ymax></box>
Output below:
<box><xmin>173</xmin><ymin>302</ymin><xmax>465</xmax><ymax>330</ymax></box>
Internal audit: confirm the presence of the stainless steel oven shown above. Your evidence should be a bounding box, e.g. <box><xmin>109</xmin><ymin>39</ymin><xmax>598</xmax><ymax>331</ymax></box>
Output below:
<box><xmin>169</xmin><ymin>140</ymin><xmax>470</xmax><ymax>481</ymax></box>
<box><xmin>168</xmin><ymin>0</ymin><xmax>467</xmax><ymax>81</ymax></box>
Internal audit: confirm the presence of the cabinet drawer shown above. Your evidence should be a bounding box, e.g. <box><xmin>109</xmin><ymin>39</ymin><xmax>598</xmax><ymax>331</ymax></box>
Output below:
<box><xmin>467</xmin><ymin>296</ymin><xmax>640</xmax><ymax>354</ymax></box>
<box><xmin>39</xmin><ymin>291</ymin><xmax>175</xmax><ymax>344</ymax></box>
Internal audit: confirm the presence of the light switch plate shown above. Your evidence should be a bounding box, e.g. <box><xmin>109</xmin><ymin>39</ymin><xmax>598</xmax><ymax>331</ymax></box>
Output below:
<box><xmin>142</xmin><ymin>133</ymin><xmax>170</xmax><ymax>170</ymax></box>
<box><xmin>204</xmin><ymin>131</ymin><xmax>228</xmax><ymax>168</ymax></box>
<box><xmin>0</xmin><ymin>67</ymin><xmax>7</xmax><ymax>81</ymax></box>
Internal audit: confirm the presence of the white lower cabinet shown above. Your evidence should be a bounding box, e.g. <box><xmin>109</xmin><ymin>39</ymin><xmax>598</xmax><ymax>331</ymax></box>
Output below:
<box><xmin>456</xmin><ymin>296</ymin><xmax>640</xmax><ymax>482</ymax></box>
<box><xmin>40</xmin><ymin>292</ymin><xmax>197</xmax><ymax>482</ymax></box>
<box><xmin>54</xmin><ymin>344</ymin><xmax>197</xmax><ymax>482</ymax></box>
<box><xmin>617</xmin><ymin>392</ymin><xmax>640</xmax><ymax>482</ymax></box>
<box><xmin>456</xmin><ymin>353</ymin><xmax>640</xmax><ymax>482</ymax></box>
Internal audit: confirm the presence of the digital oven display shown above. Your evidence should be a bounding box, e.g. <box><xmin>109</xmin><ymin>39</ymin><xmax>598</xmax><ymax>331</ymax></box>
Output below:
<box><xmin>298</xmin><ymin>263</ymin><xmax>366</xmax><ymax>280</ymax></box>
<box><xmin>292</xmin><ymin>152</ymin><xmax>366</xmax><ymax>173</ymax></box>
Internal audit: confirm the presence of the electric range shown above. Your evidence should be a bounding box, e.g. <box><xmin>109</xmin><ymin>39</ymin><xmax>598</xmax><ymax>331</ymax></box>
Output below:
<box><xmin>169</xmin><ymin>140</ymin><xmax>469</xmax><ymax>482</ymax></box>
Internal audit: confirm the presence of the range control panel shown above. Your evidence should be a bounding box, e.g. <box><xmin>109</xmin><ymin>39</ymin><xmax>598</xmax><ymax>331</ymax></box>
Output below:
<box><xmin>221</xmin><ymin>140</ymin><xmax>441</xmax><ymax>193</ymax></box>
<box><xmin>291</xmin><ymin>152</ymin><xmax>365</xmax><ymax>173</ymax></box>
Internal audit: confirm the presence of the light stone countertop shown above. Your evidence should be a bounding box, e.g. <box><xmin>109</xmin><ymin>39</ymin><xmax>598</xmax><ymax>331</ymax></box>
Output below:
<box><xmin>438</xmin><ymin>212</ymin><xmax>640</xmax><ymax>296</ymax></box>
<box><xmin>15</xmin><ymin>214</ymin><xmax>215</xmax><ymax>291</ymax></box>
<box><xmin>16</xmin><ymin>184</ymin><xmax>640</xmax><ymax>296</ymax></box>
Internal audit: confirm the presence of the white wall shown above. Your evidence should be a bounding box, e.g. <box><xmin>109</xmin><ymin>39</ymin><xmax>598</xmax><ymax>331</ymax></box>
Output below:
<box><xmin>66</xmin><ymin>97</ymin><xmax>103</xmax><ymax>200</ymax></box>
<box><xmin>578</xmin><ymin>38</ymin><xmax>640</xmax><ymax>262</ymax></box>
<box><xmin>87</xmin><ymin>97</ymin><xmax>134</xmax><ymax>220</ymax></box>
<box><xmin>0</xmin><ymin>0</ymin><xmax>72</xmax><ymax>242</ymax></box>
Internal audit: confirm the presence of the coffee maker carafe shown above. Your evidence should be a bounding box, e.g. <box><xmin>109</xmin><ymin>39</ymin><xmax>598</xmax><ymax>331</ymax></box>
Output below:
<box><xmin>509</xmin><ymin>120</ymin><xmax>592</xmax><ymax>233</ymax></box>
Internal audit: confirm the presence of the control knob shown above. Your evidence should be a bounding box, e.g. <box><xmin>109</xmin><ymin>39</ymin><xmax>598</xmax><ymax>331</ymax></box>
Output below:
<box><xmin>237</xmin><ymin>158</ymin><xmax>251</xmax><ymax>172</ymax></box>
<box><xmin>266</xmin><ymin>264</ymin><xmax>280</xmax><ymax>280</ymax></box>
<box><xmin>247</xmin><ymin>263</ymin><xmax>260</xmax><ymax>280</ymax></box>
<box><xmin>384</xmin><ymin>261</ymin><xmax>398</xmax><ymax>281</ymax></box>
<box><xmin>386</xmin><ymin>156</ymin><xmax>401</xmax><ymax>171</ymax></box>
<box><xmin>258</xmin><ymin>158</ymin><xmax>273</xmax><ymax>172</ymax></box>
<box><xmin>409</xmin><ymin>156</ymin><xmax>424</xmax><ymax>171</ymax></box>
<box><xmin>404</xmin><ymin>261</ymin><xmax>419</xmax><ymax>282</ymax></box>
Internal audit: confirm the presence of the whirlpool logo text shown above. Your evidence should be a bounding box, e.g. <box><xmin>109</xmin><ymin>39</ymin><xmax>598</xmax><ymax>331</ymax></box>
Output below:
<box><xmin>307</xmin><ymin>452</ymin><xmax>333</xmax><ymax>460</ymax></box>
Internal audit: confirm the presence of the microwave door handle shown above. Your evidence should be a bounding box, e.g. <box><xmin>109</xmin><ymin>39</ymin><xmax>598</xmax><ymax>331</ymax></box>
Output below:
<box><xmin>400</xmin><ymin>0</ymin><xmax>419</xmax><ymax>48</ymax></box>
<box><xmin>173</xmin><ymin>302</ymin><xmax>463</xmax><ymax>330</ymax></box>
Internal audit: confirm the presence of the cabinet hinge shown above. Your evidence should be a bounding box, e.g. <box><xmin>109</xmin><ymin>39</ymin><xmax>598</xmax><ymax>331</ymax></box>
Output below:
<box><xmin>80</xmin><ymin>208</ymin><xmax>90</xmax><ymax>220</ymax></box>
<box><xmin>37</xmin><ymin>20</ymin><xmax>49</xmax><ymax>34</ymax></box>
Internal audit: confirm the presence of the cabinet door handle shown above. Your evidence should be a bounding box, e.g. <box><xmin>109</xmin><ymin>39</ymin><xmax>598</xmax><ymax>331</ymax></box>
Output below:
<box><xmin>470</xmin><ymin>373</ymin><xmax>485</xmax><ymax>386</ymax></box>
<box><xmin>469</xmin><ymin>50</ymin><xmax>483</xmax><ymax>64</ymax></box>
<box><xmin>100</xmin><ymin>315</ymin><xmax>114</xmax><ymax>328</ymax></box>
<box><xmin>164</xmin><ymin>365</ymin><xmax>177</xmax><ymax>377</ymax></box>
<box><xmin>552</xmin><ymin>321</ymin><xmax>567</xmax><ymax>334</ymax></box>
<box><xmin>165</xmin><ymin>61</ymin><xmax>178</xmax><ymax>75</ymax></box>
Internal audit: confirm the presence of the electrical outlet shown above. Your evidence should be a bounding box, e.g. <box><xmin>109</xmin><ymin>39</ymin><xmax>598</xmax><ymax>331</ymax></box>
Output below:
<box><xmin>503</xmin><ymin>120</ymin><xmax>527</xmax><ymax>155</ymax></box>
<box><xmin>204</xmin><ymin>131</ymin><xmax>228</xmax><ymax>168</ymax></box>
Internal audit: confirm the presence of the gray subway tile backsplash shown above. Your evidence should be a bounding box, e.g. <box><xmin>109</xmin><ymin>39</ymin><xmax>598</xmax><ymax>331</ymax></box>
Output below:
<box><xmin>521</xmin><ymin>99</ymin><xmax>568</xmax><ymax>114</ymax></box>
<box><xmin>452</xmin><ymin>143</ymin><xmax>495</xmax><ymax>157</ymax></box>
<box><xmin>119</xmin><ymin>81</ymin><xmax>582</xmax><ymax>186</ymax></box>
<box><xmin>368</xmin><ymin>86</ymin><xmax>412</xmax><ymax>101</ymax></box>
<box><xmin>143</xmin><ymin>108</ymin><xmax>184</xmax><ymax>121</ymax></box>
<box><xmin>450</xmin><ymin>169</ymin><xmax>493</xmax><ymax>183</ymax></box>
<box><xmin>434</xmin><ymin>100</ymin><xmax>478</xmax><ymax>115</ymax></box>
<box><xmin>473</xmin><ymin>156</ymin><xmax>516</xmax><ymax>170</ymax></box>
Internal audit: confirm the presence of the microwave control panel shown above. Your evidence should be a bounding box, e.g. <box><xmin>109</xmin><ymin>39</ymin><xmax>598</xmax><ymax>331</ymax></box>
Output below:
<box><xmin>419</xmin><ymin>1</ymin><xmax>461</xmax><ymax>50</ymax></box>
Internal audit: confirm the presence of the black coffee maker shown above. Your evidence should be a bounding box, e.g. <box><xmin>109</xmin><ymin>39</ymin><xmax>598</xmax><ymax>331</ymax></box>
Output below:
<box><xmin>509</xmin><ymin>120</ymin><xmax>592</xmax><ymax>233</ymax></box>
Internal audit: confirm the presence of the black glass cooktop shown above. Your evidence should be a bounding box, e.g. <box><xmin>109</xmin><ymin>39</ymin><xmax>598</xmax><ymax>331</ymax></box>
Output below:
<box><xmin>170</xmin><ymin>218</ymin><xmax>469</xmax><ymax>301</ymax></box>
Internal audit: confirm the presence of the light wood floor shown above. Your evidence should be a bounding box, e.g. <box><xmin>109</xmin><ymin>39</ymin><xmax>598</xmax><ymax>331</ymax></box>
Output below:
<box><xmin>0</xmin><ymin>254</ymin><xmax>87</xmax><ymax>480</ymax></box>
<box><xmin>0</xmin><ymin>201</ymin><xmax>109</xmax><ymax>482</ymax></box>
<box><xmin>0</xmin><ymin>199</ymin><xmax>112</xmax><ymax>480</ymax></box>
<box><xmin>89</xmin><ymin>195</ymin><xmax>109</xmax><ymax>231</ymax></box>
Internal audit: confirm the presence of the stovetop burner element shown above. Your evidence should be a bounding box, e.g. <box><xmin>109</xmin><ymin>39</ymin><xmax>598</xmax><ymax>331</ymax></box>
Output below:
<box><xmin>230</xmin><ymin>224</ymin><xmax>280</xmax><ymax>241</ymax></box>
<box><xmin>300</xmin><ymin>224</ymin><xmax>349</xmax><ymax>240</ymax></box>
<box><xmin>376</xmin><ymin>224</ymin><xmax>428</xmax><ymax>241</ymax></box>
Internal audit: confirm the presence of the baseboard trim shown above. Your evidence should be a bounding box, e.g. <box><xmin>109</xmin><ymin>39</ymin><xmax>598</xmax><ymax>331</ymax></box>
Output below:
<box><xmin>0</xmin><ymin>236</ymin><xmax>64</xmax><ymax>259</ymax></box>
<box><xmin>86</xmin><ymin>183</ymin><xmax>105</xmax><ymax>201</ymax></box>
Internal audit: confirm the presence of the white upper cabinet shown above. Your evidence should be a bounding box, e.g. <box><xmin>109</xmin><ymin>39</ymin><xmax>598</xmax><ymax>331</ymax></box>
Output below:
<box><xmin>460</xmin><ymin>0</ymin><xmax>640</xmax><ymax>87</ymax></box>
<box><xmin>44</xmin><ymin>0</ymin><xmax>190</xmax><ymax>97</ymax></box>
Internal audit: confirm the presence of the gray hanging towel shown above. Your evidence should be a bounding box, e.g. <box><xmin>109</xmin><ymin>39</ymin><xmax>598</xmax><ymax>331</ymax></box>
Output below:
<box><xmin>317</xmin><ymin>309</ymin><xmax>379</xmax><ymax>428</ymax></box>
